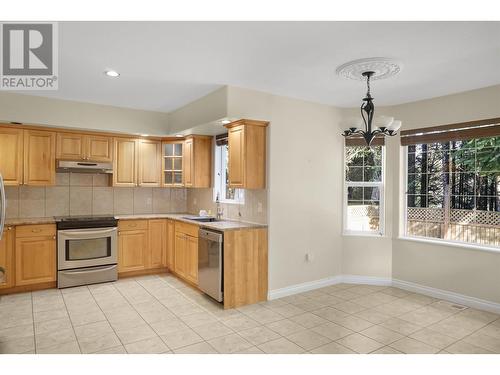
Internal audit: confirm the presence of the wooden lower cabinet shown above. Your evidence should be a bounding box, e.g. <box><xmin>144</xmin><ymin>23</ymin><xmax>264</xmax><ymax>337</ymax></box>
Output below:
<box><xmin>15</xmin><ymin>225</ymin><xmax>56</xmax><ymax>286</ymax></box>
<box><xmin>0</xmin><ymin>226</ymin><xmax>15</xmax><ymax>289</ymax></box>
<box><xmin>166</xmin><ymin>220</ymin><xmax>175</xmax><ymax>270</ymax></box>
<box><xmin>173</xmin><ymin>222</ymin><xmax>198</xmax><ymax>285</ymax></box>
<box><xmin>118</xmin><ymin>229</ymin><xmax>148</xmax><ymax>273</ymax></box>
<box><xmin>174</xmin><ymin>232</ymin><xmax>187</xmax><ymax>278</ymax></box>
<box><xmin>149</xmin><ymin>219</ymin><xmax>167</xmax><ymax>269</ymax></box>
<box><xmin>185</xmin><ymin>235</ymin><xmax>198</xmax><ymax>284</ymax></box>
<box><xmin>118</xmin><ymin>219</ymin><xmax>169</xmax><ymax>276</ymax></box>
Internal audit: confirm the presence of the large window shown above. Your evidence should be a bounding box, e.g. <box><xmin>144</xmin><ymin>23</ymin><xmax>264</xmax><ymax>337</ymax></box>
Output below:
<box><xmin>344</xmin><ymin>143</ymin><xmax>385</xmax><ymax>235</ymax></box>
<box><xmin>403</xmin><ymin>123</ymin><xmax>500</xmax><ymax>248</ymax></box>
<box><xmin>214</xmin><ymin>143</ymin><xmax>244</xmax><ymax>204</ymax></box>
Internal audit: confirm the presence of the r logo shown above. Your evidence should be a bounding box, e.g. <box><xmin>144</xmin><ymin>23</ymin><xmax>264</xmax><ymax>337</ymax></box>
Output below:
<box><xmin>2</xmin><ymin>23</ymin><xmax>53</xmax><ymax>75</ymax></box>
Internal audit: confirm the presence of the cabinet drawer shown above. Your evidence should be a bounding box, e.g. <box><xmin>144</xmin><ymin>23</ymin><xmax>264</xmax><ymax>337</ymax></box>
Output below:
<box><xmin>175</xmin><ymin>221</ymin><xmax>199</xmax><ymax>238</ymax></box>
<box><xmin>118</xmin><ymin>220</ymin><xmax>148</xmax><ymax>231</ymax></box>
<box><xmin>16</xmin><ymin>224</ymin><xmax>56</xmax><ymax>238</ymax></box>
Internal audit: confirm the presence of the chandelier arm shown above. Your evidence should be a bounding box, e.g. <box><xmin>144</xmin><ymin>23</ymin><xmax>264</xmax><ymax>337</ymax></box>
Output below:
<box><xmin>360</xmin><ymin>103</ymin><xmax>368</xmax><ymax>132</ymax></box>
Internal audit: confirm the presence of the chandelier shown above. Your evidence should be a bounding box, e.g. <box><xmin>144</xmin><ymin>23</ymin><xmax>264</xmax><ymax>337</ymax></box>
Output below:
<box><xmin>337</xmin><ymin>58</ymin><xmax>402</xmax><ymax>146</ymax></box>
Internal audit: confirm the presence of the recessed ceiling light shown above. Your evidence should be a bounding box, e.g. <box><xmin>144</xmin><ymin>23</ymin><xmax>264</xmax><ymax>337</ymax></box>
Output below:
<box><xmin>104</xmin><ymin>70</ymin><xmax>120</xmax><ymax>78</ymax></box>
<box><xmin>221</xmin><ymin>120</ymin><xmax>231</xmax><ymax>125</ymax></box>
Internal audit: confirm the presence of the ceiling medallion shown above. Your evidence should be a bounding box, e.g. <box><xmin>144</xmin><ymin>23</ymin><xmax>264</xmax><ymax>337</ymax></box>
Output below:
<box><xmin>337</xmin><ymin>58</ymin><xmax>402</xmax><ymax>146</ymax></box>
<box><xmin>336</xmin><ymin>57</ymin><xmax>402</xmax><ymax>81</ymax></box>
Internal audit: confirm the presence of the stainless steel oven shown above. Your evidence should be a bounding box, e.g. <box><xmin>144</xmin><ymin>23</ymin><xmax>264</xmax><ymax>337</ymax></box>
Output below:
<box><xmin>56</xmin><ymin>216</ymin><xmax>118</xmax><ymax>288</ymax></box>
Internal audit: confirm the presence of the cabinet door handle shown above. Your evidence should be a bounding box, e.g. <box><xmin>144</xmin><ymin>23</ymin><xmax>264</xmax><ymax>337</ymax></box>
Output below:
<box><xmin>32</xmin><ymin>229</ymin><xmax>42</xmax><ymax>233</ymax></box>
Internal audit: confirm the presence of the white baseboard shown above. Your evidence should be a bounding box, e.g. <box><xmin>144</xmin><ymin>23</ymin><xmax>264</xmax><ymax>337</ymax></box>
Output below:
<box><xmin>268</xmin><ymin>275</ymin><xmax>500</xmax><ymax>314</ymax></box>
<box><xmin>341</xmin><ymin>274</ymin><xmax>392</xmax><ymax>286</ymax></box>
<box><xmin>268</xmin><ymin>274</ymin><xmax>389</xmax><ymax>300</ymax></box>
<box><xmin>392</xmin><ymin>279</ymin><xmax>500</xmax><ymax>315</ymax></box>
<box><xmin>268</xmin><ymin>276</ymin><xmax>342</xmax><ymax>300</ymax></box>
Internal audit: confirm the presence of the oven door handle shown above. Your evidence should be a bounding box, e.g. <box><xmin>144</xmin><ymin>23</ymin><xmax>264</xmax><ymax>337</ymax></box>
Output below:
<box><xmin>63</xmin><ymin>265</ymin><xmax>117</xmax><ymax>275</ymax></box>
<box><xmin>59</xmin><ymin>227</ymin><xmax>117</xmax><ymax>238</ymax></box>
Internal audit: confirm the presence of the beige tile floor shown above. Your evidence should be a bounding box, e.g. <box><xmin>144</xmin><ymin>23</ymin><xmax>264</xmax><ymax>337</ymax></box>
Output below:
<box><xmin>1</xmin><ymin>274</ymin><xmax>500</xmax><ymax>354</ymax></box>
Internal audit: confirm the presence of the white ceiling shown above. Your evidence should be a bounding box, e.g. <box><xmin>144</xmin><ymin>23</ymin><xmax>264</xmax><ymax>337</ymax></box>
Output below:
<box><xmin>24</xmin><ymin>21</ymin><xmax>500</xmax><ymax>112</ymax></box>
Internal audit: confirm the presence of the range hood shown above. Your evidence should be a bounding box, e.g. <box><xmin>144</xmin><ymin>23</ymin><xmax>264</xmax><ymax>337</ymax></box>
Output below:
<box><xmin>56</xmin><ymin>160</ymin><xmax>113</xmax><ymax>174</ymax></box>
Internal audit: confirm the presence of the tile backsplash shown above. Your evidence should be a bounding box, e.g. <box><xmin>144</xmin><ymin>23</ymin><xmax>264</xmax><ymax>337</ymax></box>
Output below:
<box><xmin>187</xmin><ymin>188</ymin><xmax>268</xmax><ymax>224</ymax></box>
<box><xmin>5</xmin><ymin>173</ymin><xmax>187</xmax><ymax>219</ymax></box>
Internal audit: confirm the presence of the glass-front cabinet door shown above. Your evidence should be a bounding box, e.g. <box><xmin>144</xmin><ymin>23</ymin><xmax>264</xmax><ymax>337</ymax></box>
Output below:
<box><xmin>163</xmin><ymin>141</ymin><xmax>184</xmax><ymax>187</ymax></box>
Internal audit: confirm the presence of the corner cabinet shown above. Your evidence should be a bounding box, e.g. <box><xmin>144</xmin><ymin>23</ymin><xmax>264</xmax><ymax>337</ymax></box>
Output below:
<box><xmin>23</xmin><ymin>130</ymin><xmax>56</xmax><ymax>186</ymax></box>
<box><xmin>0</xmin><ymin>127</ymin><xmax>23</xmax><ymax>186</ymax></box>
<box><xmin>225</xmin><ymin>119</ymin><xmax>268</xmax><ymax>189</ymax></box>
<box><xmin>162</xmin><ymin>141</ymin><xmax>184</xmax><ymax>187</ymax></box>
<box><xmin>183</xmin><ymin>135</ymin><xmax>212</xmax><ymax>188</ymax></box>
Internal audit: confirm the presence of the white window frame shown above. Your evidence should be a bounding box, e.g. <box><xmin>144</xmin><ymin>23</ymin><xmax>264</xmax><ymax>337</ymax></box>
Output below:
<box><xmin>401</xmin><ymin>143</ymin><xmax>500</xmax><ymax>252</ymax></box>
<box><xmin>213</xmin><ymin>143</ymin><xmax>245</xmax><ymax>205</ymax></box>
<box><xmin>343</xmin><ymin>143</ymin><xmax>385</xmax><ymax>236</ymax></box>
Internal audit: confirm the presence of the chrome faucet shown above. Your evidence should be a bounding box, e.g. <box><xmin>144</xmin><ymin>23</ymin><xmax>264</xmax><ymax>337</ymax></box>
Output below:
<box><xmin>216</xmin><ymin>192</ymin><xmax>224</xmax><ymax>220</ymax></box>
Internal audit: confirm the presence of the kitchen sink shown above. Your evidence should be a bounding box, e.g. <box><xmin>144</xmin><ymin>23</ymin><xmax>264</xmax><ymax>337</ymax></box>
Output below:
<box><xmin>183</xmin><ymin>216</ymin><xmax>217</xmax><ymax>222</ymax></box>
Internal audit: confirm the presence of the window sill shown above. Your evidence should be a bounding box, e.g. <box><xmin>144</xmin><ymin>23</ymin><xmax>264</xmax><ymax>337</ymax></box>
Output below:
<box><xmin>213</xmin><ymin>200</ymin><xmax>245</xmax><ymax>205</ymax></box>
<box><xmin>397</xmin><ymin>236</ymin><xmax>500</xmax><ymax>254</ymax></box>
<box><xmin>343</xmin><ymin>232</ymin><xmax>387</xmax><ymax>239</ymax></box>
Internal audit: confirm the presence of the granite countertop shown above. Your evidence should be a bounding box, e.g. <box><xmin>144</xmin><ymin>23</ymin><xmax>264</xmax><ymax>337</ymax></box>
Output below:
<box><xmin>115</xmin><ymin>213</ymin><xmax>267</xmax><ymax>232</ymax></box>
<box><xmin>5</xmin><ymin>214</ymin><xmax>267</xmax><ymax>232</ymax></box>
<box><xmin>5</xmin><ymin>217</ymin><xmax>56</xmax><ymax>226</ymax></box>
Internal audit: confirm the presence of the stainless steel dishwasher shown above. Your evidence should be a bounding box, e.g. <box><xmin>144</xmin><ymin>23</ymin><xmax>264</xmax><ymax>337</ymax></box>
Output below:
<box><xmin>198</xmin><ymin>229</ymin><xmax>224</xmax><ymax>302</ymax></box>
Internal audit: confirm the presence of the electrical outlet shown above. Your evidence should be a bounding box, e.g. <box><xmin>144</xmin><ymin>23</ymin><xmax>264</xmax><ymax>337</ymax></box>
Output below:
<box><xmin>257</xmin><ymin>202</ymin><xmax>263</xmax><ymax>213</ymax></box>
<box><xmin>305</xmin><ymin>253</ymin><xmax>313</xmax><ymax>262</ymax></box>
<box><xmin>193</xmin><ymin>198</ymin><xmax>197</xmax><ymax>205</ymax></box>
<box><xmin>146</xmin><ymin>198</ymin><xmax>152</xmax><ymax>205</ymax></box>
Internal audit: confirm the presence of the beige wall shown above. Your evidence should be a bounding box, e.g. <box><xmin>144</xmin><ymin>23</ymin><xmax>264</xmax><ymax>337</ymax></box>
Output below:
<box><xmin>0</xmin><ymin>92</ymin><xmax>169</xmax><ymax>136</ymax></box>
<box><xmin>387</xmin><ymin>84</ymin><xmax>500</xmax><ymax>303</ymax></box>
<box><xmin>5</xmin><ymin>173</ymin><xmax>187</xmax><ymax>219</ymax></box>
<box><xmin>341</xmin><ymin>84</ymin><xmax>500</xmax><ymax>302</ymax></box>
<box><xmin>168</xmin><ymin>87</ymin><xmax>228</xmax><ymax>134</ymax></box>
<box><xmin>227</xmin><ymin>87</ymin><xmax>344</xmax><ymax>290</ymax></box>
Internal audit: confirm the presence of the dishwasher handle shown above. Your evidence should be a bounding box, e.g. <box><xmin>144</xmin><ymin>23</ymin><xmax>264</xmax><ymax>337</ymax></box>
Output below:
<box><xmin>199</xmin><ymin>229</ymin><xmax>223</xmax><ymax>243</ymax></box>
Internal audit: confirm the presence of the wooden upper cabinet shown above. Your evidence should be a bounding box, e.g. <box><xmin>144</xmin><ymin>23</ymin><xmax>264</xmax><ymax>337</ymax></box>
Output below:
<box><xmin>183</xmin><ymin>138</ymin><xmax>193</xmax><ymax>187</ymax></box>
<box><xmin>113</xmin><ymin>138</ymin><xmax>137</xmax><ymax>187</ymax></box>
<box><xmin>138</xmin><ymin>139</ymin><xmax>162</xmax><ymax>187</ymax></box>
<box><xmin>56</xmin><ymin>133</ymin><xmax>85</xmax><ymax>160</ymax></box>
<box><xmin>162</xmin><ymin>141</ymin><xmax>183</xmax><ymax>187</ymax></box>
<box><xmin>23</xmin><ymin>130</ymin><xmax>56</xmax><ymax>186</ymax></box>
<box><xmin>0</xmin><ymin>127</ymin><xmax>23</xmax><ymax>186</ymax></box>
<box><xmin>183</xmin><ymin>135</ymin><xmax>212</xmax><ymax>188</ymax></box>
<box><xmin>225</xmin><ymin>119</ymin><xmax>268</xmax><ymax>189</ymax></box>
<box><xmin>86</xmin><ymin>135</ymin><xmax>113</xmax><ymax>162</ymax></box>
<box><xmin>227</xmin><ymin>125</ymin><xmax>245</xmax><ymax>187</ymax></box>
<box><xmin>57</xmin><ymin>133</ymin><xmax>113</xmax><ymax>162</ymax></box>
